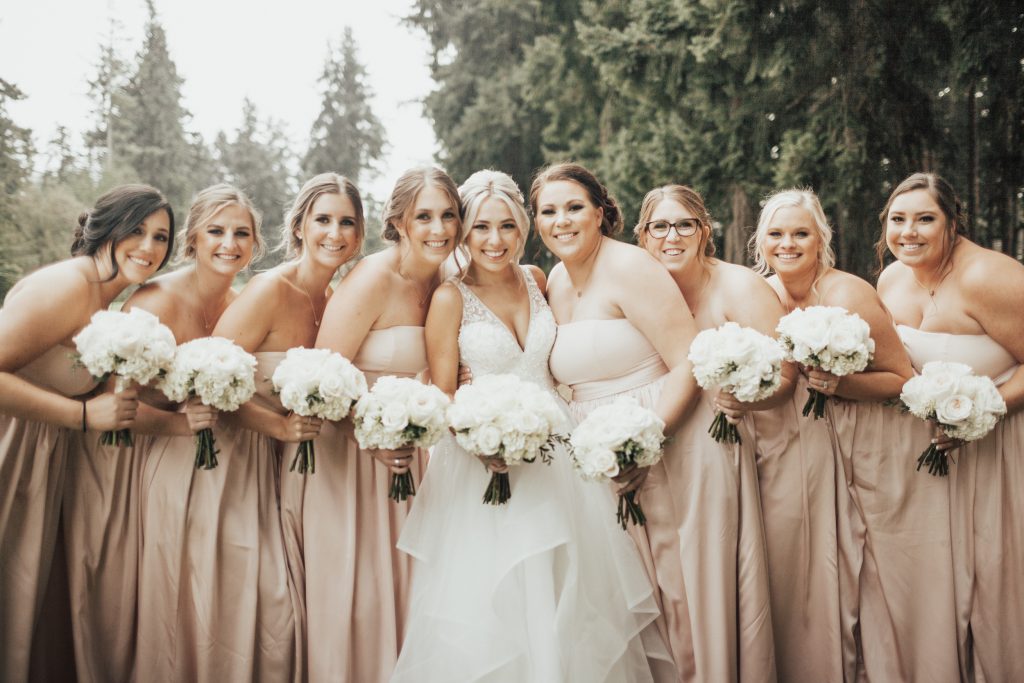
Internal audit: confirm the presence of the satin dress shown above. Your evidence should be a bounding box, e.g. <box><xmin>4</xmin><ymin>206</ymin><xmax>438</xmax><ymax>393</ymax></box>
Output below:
<box><xmin>0</xmin><ymin>345</ymin><xmax>94</xmax><ymax>682</ymax></box>
<box><xmin>280</xmin><ymin>327</ymin><xmax>428</xmax><ymax>682</ymax></box>
<box><xmin>899</xmin><ymin>325</ymin><xmax>1024</xmax><ymax>682</ymax></box>
<box><xmin>550</xmin><ymin>319</ymin><xmax>776</xmax><ymax>683</ymax></box>
<box><xmin>134</xmin><ymin>352</ymin><xmax>297</xmax><ymax>682</ymax></box>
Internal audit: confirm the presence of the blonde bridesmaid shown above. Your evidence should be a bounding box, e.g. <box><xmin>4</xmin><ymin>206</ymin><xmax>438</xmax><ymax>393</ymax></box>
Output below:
<box><xmin>750</xmin><ymin>189</ymin><xmax>952</xmax><ymax>682</ymax></box>
<box><xmin>0</xmin><ymin>185</ymin><xmax>170</xmax><ymax>682</ymax></box>
<box><xmin>201</xmin><ymin>173</ymin><xmax>363</xmax><ymax>682</ymax></box>
<box><xmin>878</xmin><ymin>172</ymin><xmax>1024</xmax><ymax>682</ymax></box>
<box><xmin>537</xmin><ymin>164</ymin><xmax>772</xmax><ymax>682</ymax></box>
<box><xmin>127</xmin><ymin>184</ymin><xmax>278</xmax><ymax>680</ymax></box>
<box><xmin>303</xmin><ymin>167</ymin><xmax>459</xmax><ymax>682</ymax></box>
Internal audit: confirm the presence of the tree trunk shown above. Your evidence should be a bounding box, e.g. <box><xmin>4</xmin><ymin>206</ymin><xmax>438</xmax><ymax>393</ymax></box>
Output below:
<box><xmin>966</xmin><ymin>81</ymin><xmax>979</xmax><ymax>242</ymax></box>
<box><xmin>726</xmin><ymin>184</ymin><xmax>751</xmax><ymax>265</ymax></box>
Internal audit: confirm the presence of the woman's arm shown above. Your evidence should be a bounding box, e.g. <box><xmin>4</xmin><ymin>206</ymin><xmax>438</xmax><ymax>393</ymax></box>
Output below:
<box><xmin>424</xmin><ymin>283</ymin><xmax>463</xmax><ymax>397</ymax></box>
<box><xmin>812</xmin><ymin>274</ymin><xmax>914</xmax><ymax>402</ymax></box>
<box><xmin>964</xmin><ymin>253</ymin><xmax>1024</xmax><ymax>413</ymax></box>
<box><xmin>0</xmin><ymin>266</ymin><xmax>137</xmax><ymax>431</ymax></box>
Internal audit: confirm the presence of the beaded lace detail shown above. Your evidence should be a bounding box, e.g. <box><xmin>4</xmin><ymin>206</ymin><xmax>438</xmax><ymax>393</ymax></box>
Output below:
<box><xmin>452</xmin><ymin>266</ymin><xmax>556</xmax><ymax>390</ymax></box>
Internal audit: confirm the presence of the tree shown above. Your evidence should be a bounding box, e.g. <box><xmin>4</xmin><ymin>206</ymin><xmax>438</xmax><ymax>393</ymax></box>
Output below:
<box><xmin>0</xmin><ymin>78</ymin><xmax>35</xmax><ymax>298</ymax></box>
<box><xmin>303</xmin><ymin>27</ymin><xmax>385</xmax><ymax>185</ymax></box>
<box><xmin>84</xmin><ymin>18</ymin><xmax>129</xmax><ymax>173</ymax></box>
<box><xmin>114</xmin><ymin>0</ymin><xmax>195</xmax><ymax>210</ymax></box>
<box><xmin>217</xmin><ymin>99</ymin><xmax>296</xmax><ymax>266</ymax></box>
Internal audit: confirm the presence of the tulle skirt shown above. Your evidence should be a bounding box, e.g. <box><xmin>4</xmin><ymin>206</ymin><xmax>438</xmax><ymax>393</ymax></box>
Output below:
<box><xmin>393</xmin><ymin>415</ymin><xmax>670</xmax><ymax>682</ymax></box>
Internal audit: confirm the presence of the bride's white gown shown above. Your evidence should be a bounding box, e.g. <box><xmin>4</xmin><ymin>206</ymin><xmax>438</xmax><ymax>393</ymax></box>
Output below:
<box><xmin>392</xmin><ymin>267</ymin><xmax>671</xmax><ymax>682</ymax></box>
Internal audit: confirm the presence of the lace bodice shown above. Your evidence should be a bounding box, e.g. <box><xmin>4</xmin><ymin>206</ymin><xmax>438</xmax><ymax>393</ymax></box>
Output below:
<box><xmin>453</xmin><ymin>267</ymin><xmax>556</xmax><ymax>390</ymax></box>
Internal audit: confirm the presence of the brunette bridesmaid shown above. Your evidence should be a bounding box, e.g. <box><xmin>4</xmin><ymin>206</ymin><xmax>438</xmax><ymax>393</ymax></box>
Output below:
<box><xmin>127</xmin><ymin>184</ymin><xmax>281</xmax><ymax>680</ymax></box>
<box><xmin>877</xmin><ymin>173</ymin><xmax>1024</xmax><ymax>681</ymax></box>
<box><xmin>302</xmin><ymin>167</ymin><xmax>459</xmax><ymax>681</ymax></box>
<box><xmin>0</xmin><ymin>186</ymin><xmax>170</xmax><ymax>682</ymax></box>
<box><xmin>537</xmin><ymin>164</ymin><xmax>773</xmax><ymax>682</ymax></box>
<box><xmin>750</xmin><ymin>189</ymin><xmax>949</xmax><ymax>682</ymax></box>
<box><xmin>638</xmin><ymin>184</ymin><xmax>823</xmax><ymax>679</ymax></box>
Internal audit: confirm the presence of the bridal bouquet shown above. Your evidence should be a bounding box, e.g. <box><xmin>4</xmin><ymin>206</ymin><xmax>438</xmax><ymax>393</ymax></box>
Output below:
<box><xmin>776</xmin><ymin>306</ymin><xmax>875</xmax><ymax>419</ymax></box>
<box><xmin>272</xmin><ymin>347</ymin><xmax>367</xmax><ymax>475</ymax></box>
<box><xmin>688</xmin><ymin>322</ymin><xmax>785</xmax><ymax>443</ymax></box>
<box><xmin>73</xmin><ymin>308</ymin><xmax>176</xmax><ymax>446</ymax></box>
<box><xmin>569</xmin><ymin>397</ymin><xmax>665</xmax><ymax>529</ymax></box>
<box><xmin>353</xmin><ymin>376</ymin><xmax>450</xmax><ymax>501</ymax></box>
<box><xmin>159</xmin><ymin>337</ymin><xmax>257</xmax><ymax>470</ymax></box>
<box><xmin>901</xmin><ymin>361</ymin><xmax>1006</xmax><ymax>476</ymax></box>
<box><xmin>449</xmin><ymin>373</ymin><xmax>569</xmax><ymax>505</ymax></box>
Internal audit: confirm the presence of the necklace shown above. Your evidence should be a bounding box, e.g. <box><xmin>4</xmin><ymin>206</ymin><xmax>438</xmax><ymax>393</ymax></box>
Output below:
<box><xmin>194</xmin><ymin>269</ymin><xmax>214</xmax><ymax>334</ymax></box>
<box><xmin>298</xmin><ymin>279</ymin><xmax>323</xmax><ymax>327</ymax></box>
<box><xmin>571</xmin><ymin>238</ymin><xmax>603</xmax><ymax>298</ymax></box>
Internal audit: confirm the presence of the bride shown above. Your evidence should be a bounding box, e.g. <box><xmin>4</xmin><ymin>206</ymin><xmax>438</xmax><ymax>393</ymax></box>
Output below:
<box><xmin>391</xmin><ymin>170</ymin><xmax>671</xmax><ymax>682</ymax></box>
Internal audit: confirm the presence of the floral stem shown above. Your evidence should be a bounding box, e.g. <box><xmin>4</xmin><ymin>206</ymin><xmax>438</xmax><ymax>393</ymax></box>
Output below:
<box><xmin>616</xmin><ymin>490</ymin><xmax>646</xmax><ymax>530</ymax></box>
<box><xmin>915</xmin><ymin>442</ymin><xmax>949</xmax><ymax>476</ymax></box>
<box><xmin>290</xmin><ymin>440</ymin><xmax>316</xmax><ymax>475</ymax></box>
<box><xmin>194</xmin><ymin>427</ymin><xmax>219</xmax><ymax>470</ymax></box>
<box><xmin>100</xmin><ymin>428</ymin><xmax>133</xmax><ymax>447</ymax></box>
<box><xmin>802</xmin><ymin>388</ymin><xmax>829</xmax><ymax>420</ymax></box>
<box><xmin>390</xmin><ymin>471</ymin><xmax>416</xmax><ymax>502</ymax></box>
<box><xmin>708</xmin><ymin>411</ymin><xmax>741</xmax><ymax>444</ymax></box>
<box><xmin>482</xmin><ymin>471</ymin><xmax>511</xmax><ymax>505</ymax></box>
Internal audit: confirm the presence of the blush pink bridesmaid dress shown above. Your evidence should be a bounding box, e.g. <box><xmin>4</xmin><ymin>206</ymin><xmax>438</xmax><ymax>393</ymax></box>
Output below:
<box><xmin>550</xmin><ymin>318</ymin><xmax>776</xmax><ymax>683</ymax></box>
<box><xmin>280</xmin><ymin>326</ymin><xmax>427</xmax><ymax>683</ymax></box>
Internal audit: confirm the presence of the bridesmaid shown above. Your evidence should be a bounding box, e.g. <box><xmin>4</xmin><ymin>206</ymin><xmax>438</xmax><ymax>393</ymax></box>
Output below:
<box><xmin>305</xmin><ymin>167</ymin><xmax>459</xmax><ymax>681</ymax></box>
<box><xmin>208</xmin><ymin>173</ymin><xmax>363</xmax><ymax>681</ymax></box>
<box><xmin>0</xmin><ymin>185</ymin><xmax>170</xmax><ymax>682</ymax></box>
<box><xmin>750</xmin><ymin>189</ymin><xmax>934</xmax><ymax>681</ymax></box>
<box><xmin>634</xmin><ymin>185</ymin><xmax>835</xmax><ymax>679</ymax></box>
<box><xmin>877</xmin><ymin>172</ymin><xmax>1024</xmax><ymax>681</ymax></box>
<box><xmin>127</xmin><ymin>184</ymin><xmax>274</xmax><ymax>680</ymax></box>
<box><xmin>0</xmin><ymin>186</ymin><xmax>165</xmax><ymax>682</ymax></box>
<box><xmin>537</xmin><ymin>164</ymin><xmax>772</xmax><ymax>682</ymax></box>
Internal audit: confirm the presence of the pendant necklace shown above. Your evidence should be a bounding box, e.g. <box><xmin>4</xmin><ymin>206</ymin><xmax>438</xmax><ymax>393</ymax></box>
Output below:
<box><xmin>299</xmin><ymin>279</ymin><xmax>323</xmax><ymax>327</ymax></box>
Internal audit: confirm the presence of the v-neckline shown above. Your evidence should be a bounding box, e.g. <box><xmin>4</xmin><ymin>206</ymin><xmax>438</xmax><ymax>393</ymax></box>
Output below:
<box><xmin>462</xmin><ymin>275</ymin><xmax>534</xmax><ymax>354</ymax></box>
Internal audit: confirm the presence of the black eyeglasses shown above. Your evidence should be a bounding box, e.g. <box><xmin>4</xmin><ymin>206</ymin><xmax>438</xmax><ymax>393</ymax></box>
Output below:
<box><xmin>643</xmin><ymin>219</ymin><xmax>701</xmax><ymax>239</ymax></box>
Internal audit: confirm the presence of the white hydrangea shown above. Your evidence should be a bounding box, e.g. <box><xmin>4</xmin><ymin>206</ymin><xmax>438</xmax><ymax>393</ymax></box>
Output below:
<box><xmin>73</xmin><ymin>308</ymin><xmax>177</xmax><ymax>389</ymax></box>
<box><xmin>272</xmin><ymin>347</ymin><xmax>367</xmax><ymax>421</ymax></box>
<box><xmin>158</xmin><ymin>337</ymin><xmax>257</xmax><ymax>411</ymax></box>
<box><xmin>901</xmin><ymin>361</ymin><xmax>1006</xmax><ymax>442</ymax></box>
<box><xmin>569</xmin><ymin>397</ymin><xmax>665</xmax><ymax>481</ymax></box>
<box><xmin>689</xmin><ymin>322</ymin><xmax>785</xmax><ymax>402</ymax></box>
<box><xmin>776</xmin><ymin>305</ymin><xmax>875</xmax><ymax>376</ymax></box>
<box><xmin>353</xmin><ymin>375</ymin><xmax>450</xmax><ymax>450</ymax></box>
<box><xmin>448</xmin><ymin>373</ymin><xmax>568</xmax><ymax>466</ymax></box>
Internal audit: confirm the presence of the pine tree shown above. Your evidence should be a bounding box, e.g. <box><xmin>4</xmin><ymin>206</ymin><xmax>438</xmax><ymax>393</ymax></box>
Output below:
<box><xmin>218</xmin><ymin>99</ymin><xmax>295</xmax><ymax>265</ymax></box>
<box><xmin>115</xmin><ymin>0</ymin><xmax>195</xmax><ymax>209</ymax></box>
<box><xmin>303</xmin><ymin>28</ymin><xmax>385</xmax><ymax>185</ymax></box>
<box><xmin>0</xmin><ymin>78</ymin><xmax>34</xmax><ymax>297</ymax></box>
<box><xmin>84</xmin><ymin>18</ymin><xmax>128</xmax><ymax>173</ymax></box>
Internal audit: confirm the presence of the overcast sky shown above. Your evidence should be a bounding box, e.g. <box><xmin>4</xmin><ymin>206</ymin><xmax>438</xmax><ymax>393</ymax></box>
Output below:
<box><xmin>0</xmin><ymin>0</ymin><xmax>439</xmax><ymax>199</ymax></box>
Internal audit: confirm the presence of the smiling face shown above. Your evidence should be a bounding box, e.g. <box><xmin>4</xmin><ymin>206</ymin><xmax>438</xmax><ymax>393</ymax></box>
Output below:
<box><xmin>465</xmin><ymin>196</ymin><xmax>521</xmax><ymax>276</ymax></box>
<box><xmin>640</xmin><ymin>199</ymin><xmax>705</xmax><ymax>275</ymax></box>
<box><xmin>194</xmin><ymin>204</ymin><xmax>255</xmax><ymax>277</ymax></box>
<box><xmin>399</xmin><ymin>184</ymin><xmax>459</xmax><ymax>267</ymax></box>
<box><xmin>111</xmin><ymin>208</ymin><xmax>171</xmax><ymax>283</ymax></box>
<box><xmin>762</xmin><ymin>206</ymin><xmax>821</xmax><ymax>276</ymax></box>
<box><xmin>884</xmin><ymin>188</ymin><xmax>951</xmax><ymax>271</ymax></box>
<box><xmin>298</xmin><ymin>192</ymin><xmax>361</xmax><ymax>271</ymax></box>
<box><xmin>535</xmin><ymin>180</ymin><xmax>603</xmax><ymax>263</ymax></box>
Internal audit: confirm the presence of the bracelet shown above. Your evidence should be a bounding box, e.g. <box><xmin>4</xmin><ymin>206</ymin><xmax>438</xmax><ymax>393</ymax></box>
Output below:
<box><xmin>81</xmin><ymin>399</ymin><xmax>88</xmax><ymax>433</ymax></box>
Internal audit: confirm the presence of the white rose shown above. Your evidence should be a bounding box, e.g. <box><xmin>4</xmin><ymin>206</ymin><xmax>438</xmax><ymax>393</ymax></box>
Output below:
<box><xmin>935</xmin><ymin>394</ymin><xmax>973</xmax><ymax>427</ymax></box>
<box><xmin>380</xmin><ymin>402</ymin><xmax>409</xmax><ymax>433</ymax></box>
<box><xmin>591</xmin><ymin>448</ymin><xmax>620</xmax><ymax>478</ymax></box>
<box><xmin>474</xmin><ymin>424</ymin><xmax>503</xmax><ymax>455</ymax></box>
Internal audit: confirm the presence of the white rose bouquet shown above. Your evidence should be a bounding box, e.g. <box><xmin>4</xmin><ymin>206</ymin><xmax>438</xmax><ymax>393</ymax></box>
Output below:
<box><xmin>159</xmin><ymin>337</ymin><xmax>258</xmax><ymax>469</ymax></box>
<box><xmin>73</xmin><ymin>308</ymin><xmax>177</xmax><ymax>446</ymax></box>
<box><xmin>688</xmin><ymin>322</ymin><xmax>785</xmax><ymax>443</ymax></box>
<box><xmin>272</xmin><ymin>347</ymin><xmax>367</xmax><ymax>475</ymax></box>
<box><xmin>776</xmin><ymin>305</ymin><xmax>875</xmax><ymax>419</ymax></box>
<box><xmin>353</xmin><ymin>376</ymin><xmax>450</xmax><ymax>501</ymax></box>
<box><xmin>448</xmin><ymin>374</ymin><xmax>569</xmax><ymax>505</ymax></box>
<box><xmin>569</xmin><ymin>397</ymin><xmax>665</xmax><ymax>530</ymax></box>
<box><xmin>900</xmin><ymin>361</ymin><xmax>1006</xmax><ymax>476</ymax></box>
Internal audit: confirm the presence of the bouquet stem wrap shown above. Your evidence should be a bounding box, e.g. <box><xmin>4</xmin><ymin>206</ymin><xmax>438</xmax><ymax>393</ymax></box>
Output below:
<box><xmin>194</xmin><ymin>427</ymin><xmax>219</xmax><ymax>470</ymax></box>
